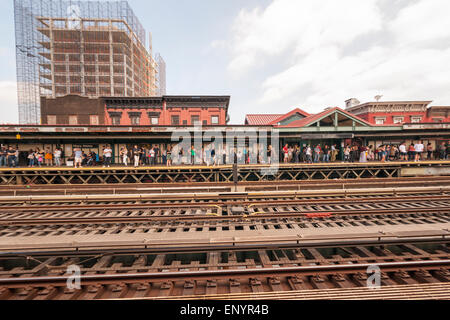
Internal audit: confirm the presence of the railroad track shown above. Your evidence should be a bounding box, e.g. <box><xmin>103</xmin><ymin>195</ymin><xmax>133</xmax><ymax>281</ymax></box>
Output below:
<box><xmin>0</xmin><ymin>240</ymin><xmax>448</xmax><ymax>300</ymax></box>
<box><xmin>2</xmin><ymin>176</ymin><xmax>450</xmax><ymax>196</ymax></box>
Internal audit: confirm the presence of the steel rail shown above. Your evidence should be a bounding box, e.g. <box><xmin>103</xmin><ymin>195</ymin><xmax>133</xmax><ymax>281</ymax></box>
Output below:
<box><xmin>1</xmin><ymin>205</ymin><xmax>450</xmax><ymax>226</ymax></box>
<box><xmin>1</xmin><ymin>259</ymin><xmax>449</xmax><ymax>287</ymax></box>
<box><xmin>1</xmin><ymin>237</ymin><xmax>448</xmax><ymax>259</ymax></box>
<box><xmin>2</xmin><ymin>175</ymin><xmax>449</xmax><ymax>191</ymax></box>
<box><xmin>1</xmin><ymin>193</ymin><xmax>450</xmax><ymax>213</ymax></box>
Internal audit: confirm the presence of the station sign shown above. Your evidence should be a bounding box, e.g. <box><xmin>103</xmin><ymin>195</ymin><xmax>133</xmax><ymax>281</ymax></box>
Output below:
<box><xmin>301</xmin><ymin>133</ymin><xmax>354</xmax><ymax>139</ymax></box>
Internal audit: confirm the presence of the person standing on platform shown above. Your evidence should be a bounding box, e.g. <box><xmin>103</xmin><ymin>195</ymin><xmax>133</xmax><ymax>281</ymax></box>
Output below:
<box><xmin>103</xmin><ymin>145</ymin><xmax>112</xmax><ymax>168</ymax></box>
<box><xmin>149</xmin><ymin>147</ymin><xmax>156</xmax><ymax>166</ymax></box>
<box><xmin>384</xmin><ymin>145</ymin><xmax>391</xmax><ymax>162</ymax></box>
<box><xmin>282</xmin><ymin>144</ymin><xmax>289</xmax><ymax>163</ymax></box>
<box><xmin>74</xmin><ymin>148</ymin><xmax>83</xmax><ymax>168</ymax></box>
<box><xmin>390</xmin><ymin>145</ymin><xmax>397</xmax><ymax>161</ymax></box>
<box><xmin>427</xmin><ymin>143</ymin><xmax>434</xmax><ymax>160</ymax></box>
<box><xmin>133</xmin><ymin>145</ymin><xmax>140</xmax><ymax>167</ymax></box>
<box><xmin>36</xmin><ymin>149</ymin><xmax>44</xmax><ymax>167</ymax></box>
<box><xmin>27</xmin><ymin>150</ymin><xmax>35</xmax><ymax>167</ymax></box>
<box><xmin>414</xmin><ymin>141</ymin><xmax>424</xmax><ymax>162</ymax></box>
<box><xmin>399</xmin><ymin>143</ymin><xmax>407</xmax><ymax>161</ymax></box>
<box><xmin>313</xmin><ymin>145</ymin><xmax>321</xmax><ymax>163</ymax></box>
<box><xmin>302</xmin><ymin>146</ymin><xmax>307</xmax><ymax>163</ymax></box>
<box><xmin>294</xmin><ymin>145</ymin><xmax>300</xmax><ymax>163</ymax></box>
<box><xmin>331</xmin><ymin>144</ymin><xmax>339</xmax><ymax>162</ymax></box>
<box><xmin>344</xmin><ymin>145</ymin><xmax>350</xmax><ymax>162</ymax></box>
<box><xmin>54</xmin><ymin>148</ymin><xmax>62</xmax><ymax>167</ymax></box>
<box><xmin>167</xmin><ymin>147</ymin><xmax>172</xmax><ymax>167</ymax></box>
<box><xmin>0</xmin><ymin>146</ymin><xmax>7</xmax><ymax>167</ymax></box>
<box><xmin>306</xmin><ymin>145</ymin><xmax>313</xmax><ymax>164</ymax></box>
<box><xmin>267</xmin><ymin>145</ymin><xmax>273</xmax><ymax>165</ymax></box>
<box><xmin>44</xmin><ymin>149</ymin><xmax>52</xmax><ymax>166</ymax></box>
<box><xmin>7</xmin><ymin>146</ymin><xmax>17</xmax><ymax>168</ymax></box>
<box><xmin>438</xmin><ymin>142</ymin><xmax>446</xmax><ymax>160</ymax></box>
<box><xmin>378</xmin><ymin>145</ymin><xmax>385</xmax><ymax>162</ymax></box>
<box><xmin>190</xmin><ymin>146</ymin><xmax>196</xmax><ymax>165</ymax></box>
<box><xmin>408</xmin><ymin>144</ymin><xmax>415</xmax><ymax>161</ymax></box>
<box><xmin>139</xmin><ymin>147</ymin><xmax>146</xmax><ymax>166</ymax></box>
<box><xmin>323</xmin><ymin>145</ymin><xmax>330</xmax><ymax>163</ymax></box>
<box><xmin>359</xmin><ymin>145</ymin><xmax>367</xmax><ymax>162</ymax></box>
<box><xmin>120</xmin><ymin>147</ymin><xmax>128</xmax><ymax>166</ymax></box>
<box><xmin>350</xmin><ymin>146</ymin><xmax>357</xmax><ymax>163</ymax></box>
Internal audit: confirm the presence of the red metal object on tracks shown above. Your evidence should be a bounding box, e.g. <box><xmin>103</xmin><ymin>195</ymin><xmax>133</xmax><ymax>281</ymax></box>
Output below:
<box><xmin>305</xmin><ymin>212</ymin><xmax>333</xmax><ymax>218</ymax></box>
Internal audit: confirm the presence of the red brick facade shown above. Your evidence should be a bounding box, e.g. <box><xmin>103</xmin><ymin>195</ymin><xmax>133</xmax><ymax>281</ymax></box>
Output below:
<box><xmin>346</xmin><ymin>101</ymin><xmax>450</xmax><ymax>125</ymax></box>
<box><xmin>40</xmin><ymin>95</ymin><xmax>230</xmax><ymax>126</ymax></box>
<box><xmin>104</xmin><ymin>96</ymin><xmax>230</xmax><ymax>126</ymax></box>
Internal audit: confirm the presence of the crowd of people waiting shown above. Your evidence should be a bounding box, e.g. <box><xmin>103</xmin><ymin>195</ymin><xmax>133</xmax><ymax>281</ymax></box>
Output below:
<box><xmin>0</xmin><ymin>141</ymin><xmax>449</xmax><ymax>168</ymax></box>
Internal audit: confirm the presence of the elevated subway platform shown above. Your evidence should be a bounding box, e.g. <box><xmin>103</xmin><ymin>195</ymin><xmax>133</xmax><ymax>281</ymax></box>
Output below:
<box><xmin>0</xmin><ymin>161</ymin><xmax>449</xmax><ymax>185</ymax></box>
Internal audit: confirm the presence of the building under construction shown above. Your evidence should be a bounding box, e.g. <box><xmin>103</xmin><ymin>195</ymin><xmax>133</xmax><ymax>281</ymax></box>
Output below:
<box><xmin>155</xmin><ymin>53</ymin><xmax>166</xmax><ymax>96</ymax></box>
<box><xmin>14</xmin><ymin>0</ymin><xmax>159</xmax><ymax>124</ymax></box>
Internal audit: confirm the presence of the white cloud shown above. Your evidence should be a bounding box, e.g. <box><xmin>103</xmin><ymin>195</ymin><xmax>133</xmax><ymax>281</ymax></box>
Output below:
<box><xmin>389</xmin><ymin>0</ymin><xmax>450</xmax><ymax>46</ymax></box>
<box><xmin>228</xmin><ymin>0</ymin><xmax>382</xmax><ymax>75</ymax></box>
<box><xmin>223</xmin><ymin>0</ymin><xmax>450</xmax><ymax>117</ymax></box>
<box><xmin>0</xmin><ymin>81</ymin><xmax>18</xmax><ymax>124</ymax></box>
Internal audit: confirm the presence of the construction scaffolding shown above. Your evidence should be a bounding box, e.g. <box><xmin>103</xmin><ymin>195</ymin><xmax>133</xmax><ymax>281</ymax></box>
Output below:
<box><xmin>14</xmin><ymin>0</ymin><xmax>158</xmax><ymax>124</ymax></box>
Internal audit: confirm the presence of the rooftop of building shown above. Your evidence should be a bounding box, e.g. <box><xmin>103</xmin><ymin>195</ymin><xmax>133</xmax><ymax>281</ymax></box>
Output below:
<box><xmin>346</xmin><ymin>100</ymin><xmax>433</xmax><ymax>111</ymax></box>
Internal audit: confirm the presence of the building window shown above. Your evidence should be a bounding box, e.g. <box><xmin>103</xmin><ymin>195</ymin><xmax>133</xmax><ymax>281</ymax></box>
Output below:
<box><xmin>182</xmin><ymin>120</ymin><xmax>188</xmax><ymax>125</ymax></box>
<box><xmin>128</xmin><ymin>112</ymin><xmax>142</xmax><ymax>126</ymax></box>
<box><xmin>111</xmin><ymin>117</ymin><xmax>121</xmax><ymax>125</ymax></box>
<box><xmin>47</xmin><ymin>115</ymin><xmax>56</xmax><ymax>125</ymax></box>
<box><xmin>211</xmin><ymin>116</ymin><xmax>219</xmax><ymax>125</ymax></box>
<box><xmin>375</xmin><ymin>117</ymin><xmax>385</xmax><ymax>125</ymax></box>
<box><xmin>130</xmin><ymin>116</ymin><xmax>140</xmax><ymax>125</ymax></box>
<box><xmin>203</xmin><ymin>120</ymin><xmax>208</xmax><ymax>126</ymax></box>
<box><xmin>90</xmin><ymin>115</ymin><xmax>99</xmax><ymax>125</ymax></box>
<box><xmin>433</xmin><ymin>118</ymin><xmax>444</xmax><ymax>123</ymax></box>
<box><xmin>171</xmin><ymin>115</ymin><xmax>180</xmax><ymax>125</ymax></box>
<box><xmin>393</xmin><ymin>116</ymin><xmax>404</xmax><ymax>124</ymax></box>
<box><xmin>411</xmin><ymin>116</ymin><xmax>422</xmax><ymax>123</ymax></box>
<box><xmin>191</xmin><ymin>115</ymin><xmax>200</xmax><ymax>126</ymax></box>
<box><xmin>69</xmin><ymin>115</ymin><xmax>78</xmax><ymax>125</ymax></box>
<box><xmin>151</xmin><ymin>117</ymin><xmax>159</xmax><ymax>125</ymax></box>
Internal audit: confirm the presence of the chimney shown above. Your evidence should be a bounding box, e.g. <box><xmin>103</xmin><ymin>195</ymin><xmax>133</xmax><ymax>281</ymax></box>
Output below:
<box><xmin>345</xmin><ymin>98</ymin><xmax>360</xmax><ymax>109</ymax></box>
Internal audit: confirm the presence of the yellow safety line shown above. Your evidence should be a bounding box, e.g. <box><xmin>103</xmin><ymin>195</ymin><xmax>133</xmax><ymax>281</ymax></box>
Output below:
<box><xmin>1</xmin><ymin>161</ymin><xmax>449</xmax><ymax>172</ymax></box>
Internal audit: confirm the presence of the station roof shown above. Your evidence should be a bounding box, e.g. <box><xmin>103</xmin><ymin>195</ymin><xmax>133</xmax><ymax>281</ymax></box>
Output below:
<box><xmin>279</xmin><ymin>107</ymin><xmax>375</xmax><ymax>128</ymax></box>
<box><xmin>245</xmin><ymin>114</ymin><xmax>284</xmax><ymax>125</ymax></box>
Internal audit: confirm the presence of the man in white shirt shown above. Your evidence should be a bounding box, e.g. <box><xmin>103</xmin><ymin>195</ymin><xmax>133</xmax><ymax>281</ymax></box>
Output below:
<box><xmin>399</xmin><ymin>143</ymin><xmax>407</xmax><ymax>161</ymax></box>
<box><xmin>103</xmin><ymin>145</ymin><xmax>113</xmax><ymax>167</ymax></box>
<box><xmin>414</xmin><ymin>141</ymin><xmax>424</xmax><ymax>162</ymax></box>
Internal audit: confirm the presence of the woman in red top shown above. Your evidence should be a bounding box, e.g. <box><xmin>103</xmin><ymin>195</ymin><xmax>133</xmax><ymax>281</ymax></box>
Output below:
<box><xmin>283</xmin><ymin>144</ymin><xmax>289</xmax><ymax>163</ymax></box>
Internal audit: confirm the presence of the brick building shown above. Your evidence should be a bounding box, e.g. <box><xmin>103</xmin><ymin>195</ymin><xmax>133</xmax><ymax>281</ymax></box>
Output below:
<box><xmin>345</xmin><ymin>99</ymin><xmax>450</xmax><ymax>125</ymax></box>
<box><xmin>41</xmin><ymin>95</ymin><xmax>105</xmax><ymax>125</ymax></box>
<box><xmin>41</xmin><ymin>95</ymin><xmax>230</xmax><ymax>126</ymax></box>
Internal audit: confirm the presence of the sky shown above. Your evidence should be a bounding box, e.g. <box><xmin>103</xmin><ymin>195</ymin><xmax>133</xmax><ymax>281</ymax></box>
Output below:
<box><xmin>1</xmin><ymin>0</ymin><xmax>450</xmax><ymax>124</ymax></box>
